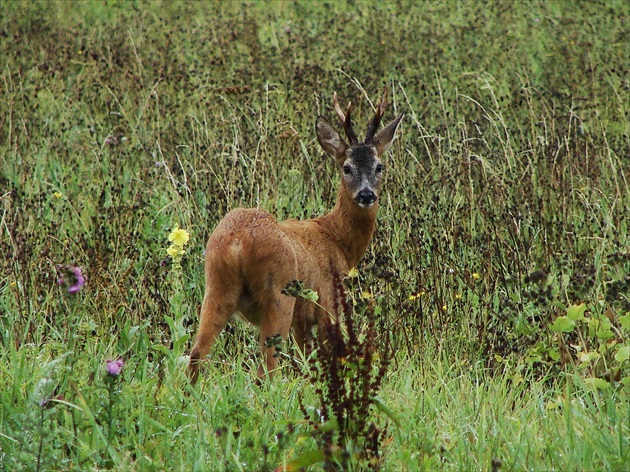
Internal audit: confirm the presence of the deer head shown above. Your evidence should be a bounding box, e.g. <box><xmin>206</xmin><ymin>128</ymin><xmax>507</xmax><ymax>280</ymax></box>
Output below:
<box><xmin>315</xmin><ymin>87</ymin><xmax>404</xmax><ymax>208</ymax></box>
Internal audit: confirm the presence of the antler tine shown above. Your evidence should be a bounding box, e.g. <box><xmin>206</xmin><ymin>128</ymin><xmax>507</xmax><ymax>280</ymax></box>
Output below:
<box><xmin>365</xmin><ymin>85</ymin><xmax>389</xmax><ymax>144</ymax></box>
<box><xmin>333</xmin><ymin>92</ymin><xmax>358</xmax><ymax>145</ymax></box>
<box><xmin>333</xmin><ymin>92</ymin><xmax>346</xmax><ymax>122</ymax></box>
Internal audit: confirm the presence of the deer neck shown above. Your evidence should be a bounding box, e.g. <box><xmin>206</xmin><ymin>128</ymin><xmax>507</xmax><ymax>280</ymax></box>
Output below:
<box><xmin>319</xmin><ymin>187</ymin><xmax>378</xmax><ymax>270</ymax></box>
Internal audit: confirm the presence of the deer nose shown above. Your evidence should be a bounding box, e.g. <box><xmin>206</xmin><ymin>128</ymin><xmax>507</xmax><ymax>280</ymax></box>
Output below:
<box><xmin>356</xmin><ymin>189</ymin><xmax>377</xmax><ymax>207</ymax></box>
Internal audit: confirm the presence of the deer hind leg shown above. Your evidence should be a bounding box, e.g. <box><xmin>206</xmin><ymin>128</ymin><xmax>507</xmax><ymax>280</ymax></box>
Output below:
<box><xmin>188</xmin><ymin>287</ymin><xmax>238</xmax><ymax>385</ymax></box>
<box><xmin>291</xmin><ymin>301</ymin><xmax>316</xmax><ymax>360</ymax></box>
<box><xmin>257</xmin><ymin>294</ymin><xmax>296</xmax><ymax>379</ymax></box>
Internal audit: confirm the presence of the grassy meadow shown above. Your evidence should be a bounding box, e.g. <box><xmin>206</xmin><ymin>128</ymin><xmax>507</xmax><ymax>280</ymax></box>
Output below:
<box><xmin>1</xmin><ymin>1</ymin><xmax>629</xmax><ymax>470</ymax></box>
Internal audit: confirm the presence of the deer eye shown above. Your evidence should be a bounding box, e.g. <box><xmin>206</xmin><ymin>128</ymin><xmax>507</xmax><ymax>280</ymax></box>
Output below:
<box><xmin>375</xmin><ymin>163</ymin><xmax>383</xmax><ymax>174</ymax></box>
<box><xmin>343</xmin><ymin>164</ymin><xmax>352</xmax><ymax>176</ymax></box>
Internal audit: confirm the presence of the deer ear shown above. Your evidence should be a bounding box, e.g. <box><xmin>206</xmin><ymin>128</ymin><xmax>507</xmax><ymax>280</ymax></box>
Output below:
<box><xmin>373</xmin><ymin>112</ymin><xmax>404</xmax><ymax>155</ymax></box>
<box><xmin>316</xmin><ymin>116</ymin><xmax>348</xmax><ymax>159</ymax></box>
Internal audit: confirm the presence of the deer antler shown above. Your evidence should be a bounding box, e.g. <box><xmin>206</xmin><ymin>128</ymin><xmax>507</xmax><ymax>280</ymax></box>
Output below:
<box><xmin>333</xmin><ymin>92</ymin><xmax>359</xmax><ymax>145</ymax></box>
<box><xmin>364</xmin><ymin>86</ymin><xmax>389</xmax><ymax>144</ymax></box>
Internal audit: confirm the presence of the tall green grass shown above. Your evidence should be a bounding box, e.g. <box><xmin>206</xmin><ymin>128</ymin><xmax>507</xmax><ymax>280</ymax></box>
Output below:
<box><xmin>1</xmin><ymin>1</ymin><xmax>628</xmax><ymax>470</ymax></box>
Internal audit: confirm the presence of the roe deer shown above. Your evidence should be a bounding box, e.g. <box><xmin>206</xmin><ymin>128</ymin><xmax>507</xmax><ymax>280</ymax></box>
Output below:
<box><xmin>188</xmin><ymin>88</ymin><xmax>403</xmax><ymax>384</ymax></box>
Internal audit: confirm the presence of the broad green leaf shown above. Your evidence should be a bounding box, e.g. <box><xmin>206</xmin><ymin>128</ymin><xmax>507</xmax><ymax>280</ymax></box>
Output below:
<box><xmin>549</xmin><ymin>316</ymin><xmax>576</xmax><ymax>333</ymax></box>
<box><xmin>548</xmin><ymin>348</ymin><xmax>561</xmax><ymax>361</ymax></box>
<box><xmin>596</xmin><ymin>329</ymin><xmax>615</xmax><ymax>340</ymax></box>
<box><xmin>302</xmin><ymin>288</ymin><xmax>319</xmax><ymax>303</ymax></box>
<box><xmin>615</xmin><ymin>345</ymin><xmax>630</xmax><ymax>363</ymax></box>
<box><xmin>526</xmin><ymin>347</ymin><xmax>543</xmax><ymax>364</ymax></box>
<box><xmin>584</xmin><ymin>377</ymin><xmax>610</xmax><ymax>390</ymax></box>
<box><xmin>281</xmin><ymin>449</ymin><xmax>327</xmax><ymax>471</ymax></box>
<box><xmin>619</xmin><ymin>313</ymin><xmax>630</xmax><ymax>331</ymax></box>
<box><xmin>567</xmin><ymin>303</ymin><xmax>587</xmax><ymax>321</ymax></box>
<box><xmin>579</xmin><ymin>351</ymin><xmax>601</xmax><ymax>363</ymax></box>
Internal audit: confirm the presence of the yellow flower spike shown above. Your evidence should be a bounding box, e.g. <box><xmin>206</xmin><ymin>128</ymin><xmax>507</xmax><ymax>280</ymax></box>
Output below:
<box><xmin>167</xmin><ymin>245</ymin><xmax>183</xmax><ymax>257</ymax></box>
<box><xmin>168</xmin><ymin>226</ymin><xmax>190</xmax><ymax>246</ymax></box>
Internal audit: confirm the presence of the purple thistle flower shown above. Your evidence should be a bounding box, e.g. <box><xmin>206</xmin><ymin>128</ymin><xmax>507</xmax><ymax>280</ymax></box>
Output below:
<box><xmin>57</xmin><ymin>265</ymin><xmax>85</xmax><ymax>294</ymax></box>
<box><xmin>106</xmin><ymin>358</ymin><xmax>124</xmax><ymax>377</ymax></box>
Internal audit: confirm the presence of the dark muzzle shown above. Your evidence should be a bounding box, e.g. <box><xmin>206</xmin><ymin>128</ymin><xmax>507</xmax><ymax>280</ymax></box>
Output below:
<box><xmin>356</xmin><ymin>189</ymin><xmax>377</xmax><ymax>207</ymax></box>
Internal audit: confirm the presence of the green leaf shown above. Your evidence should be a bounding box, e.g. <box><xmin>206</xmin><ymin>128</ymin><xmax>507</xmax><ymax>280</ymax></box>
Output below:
<box><xmin>619</xmin><ymin>313</ymin><xmax>630</xmax><ymax>331</ymax></box>
<box><xmin>152</xmin><ymin>344</ymin><xmax>170</xmax><ymax>356</ymax></box>
<box><xmin>566</xmin><ymin>303</ymin><xmax>587</xmax><ymax>321</ymax></box>
<box><xmin>596</xmin><ymin>329</ymin><xmax>614</xmax><ymax>340</ymax></box>
<box><xmin>584</xmin><ymin>377</ymin><xmax>610</xmax><ymax>390</ymax></box>
<box><xmin>549</xmin><ymin>316</ymin><xmax>576</xmax><ymax>333</ymax></box>
<box><xmin>173</xmin><ymin>333</ymin><xmax>190</xmax><ymax>353</ymax></box>
<box><xmin>552</xmin><ymin>300</ymin><xmax>568</xmax><ymax>311</ymax></box>
<box><xmin>302</xmin><ymin>288</ymin><xmax>319</xmax><ymax>303</ymax></box>
<box><xmin>317</xmin><ymin>419</ymin><xmax>339</xmax><ymax>433</ymax></box>
<box><xmin>281</xmin><ymin>449</ymin><xmax>327</xmax><ymax>471</ymax></box>
<box><xmin>548</xmin><ymin>348</ymin><xmax>561</xmax><ymax>361</ymax></box>
<box><xmin>579</xmin><ymin>351</ymin><xmax>601</xmax><ymax>363</ymax></box>
<box><xmin>615</xmin><ymin>345</ymin><xmax>630</xmax><ymax>363</ymax></box>
<box><xmin>372</xmin><ymin>396</ymin><xmax>401</xmax><ymax>428</ymax></box>
<box><xmin>526</xmin><ymin>347</ymin><xmax>543</xmax><ymax>364</ymax></box>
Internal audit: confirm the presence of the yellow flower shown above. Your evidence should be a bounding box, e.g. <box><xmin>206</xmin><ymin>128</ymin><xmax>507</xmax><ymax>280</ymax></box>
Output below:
<box><xmin>472</xmin><ymin>272</ymin><xmax>480</xmax><ymax>280</ymax></box>
<box><xmin>167</xmin><ymin>245</ymin><xmax>184</xmax><ymax>257</ymax></box>
<box><xmin>168</xmin><ymin>226</ymin><xmax>190</xmax><ymax>246</ymax></box>
<box><xmin>409</xmin><ymin>291</ymin><xmax>425</xmax><ymax>301</ymax></box>
<box><xmin>455</xmin><ymin>293</ymin><xmax>462</xmax><ymax>300</ymax></box>
<box><xmin>347</xmin><ymin>267</ymin><xmax>359</xmax><ymax>278</ymax></box>
<box><xmin>53</xmin><ymin>192</ymin><xmax>63</xmax><ymax>199</ymax></box>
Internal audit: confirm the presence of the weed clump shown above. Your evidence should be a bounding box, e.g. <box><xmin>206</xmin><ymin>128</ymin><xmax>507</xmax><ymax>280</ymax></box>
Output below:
<box><xmin>285</xmin><ymin>272</ymin><xmax>393</xmax><ymax>470</ymax></box>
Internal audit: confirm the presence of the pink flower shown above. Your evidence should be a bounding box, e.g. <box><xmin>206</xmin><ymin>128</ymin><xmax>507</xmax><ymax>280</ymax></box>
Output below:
<box><xmin>57</xmin><ymin>265</ymin><xmax>85</xmax><ymax>294</ymax></box>
<box><xmin>106</xmin><ymin>358</ymin><xmax>124</xmax><ymax>377</ymax></box>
